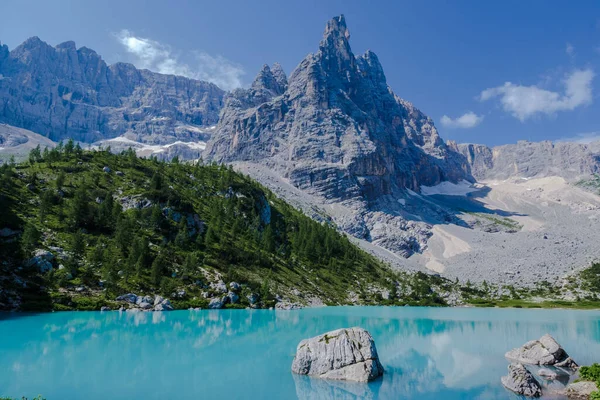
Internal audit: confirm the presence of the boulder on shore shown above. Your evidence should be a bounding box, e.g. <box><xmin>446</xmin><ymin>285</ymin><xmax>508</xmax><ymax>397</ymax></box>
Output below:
<box><xmin>116</xmin><ymin>293</ymin><xmax>138</xmax><ymax>304</ymax></box>
<box><xmin>291</xmin><ymin>327</ymin><xmax>384</xmax><ymax>382</ymax></box>
<box><xmin>501</xmin><ymin>363</ymin><xmax>542</xmax><ymax>397</ymax></box>
<box><xmin>209</xmin><ymin>296</ymin><xmax>227</xmax><ymax>309</ymax></box>
<box><xmin>505</xmin><ymin>334</ymin><xmax>578</xmax><ymax>368</ymax></box>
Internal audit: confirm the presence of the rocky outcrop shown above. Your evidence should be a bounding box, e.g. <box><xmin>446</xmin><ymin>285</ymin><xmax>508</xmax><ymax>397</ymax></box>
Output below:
<box><xmin>501</xmin><ymin>363</ymin><xmax>542</xmax><ymax>397</ymax></box>
<box><xmin>207</xmin><ymin>15</ymin><xmax>469</xmax><ymax>193</ymax></box>
<box><xmin>26</xmin><ymin>249</ymin><xmax>54</xmax><ymax>272</ymax></box>
<box><xmin>209</xmin><ymin>296</ymin><xmax>227</xmax><ymax>309</ymax></box>
<box><xmin>205</xmin><ymin>15</ymin><xmax>471</xmax><ymax>258</ymax></box>
<box><xmin>565</xmin><ymin>381</ymin><xmax>598</xmax><ymax>399</ymax></box>
<box><xmin>0</xmin><ymin>37</ymin><xmax>224</xmax><ymax>145</ymax></box>
<box><xmin>291</xmin><ymin>327</ymin><xmax>384</xmax><ymax>382</ymax></box>
<box><xmin>505</xmin><ymin>334</ymin><xmax>578</xmax><ymax>368</ymax></box>
<box><xmin>454</xmin><ymin>140</ymin><xmax>600</xmax><ymax>181</ymax></box>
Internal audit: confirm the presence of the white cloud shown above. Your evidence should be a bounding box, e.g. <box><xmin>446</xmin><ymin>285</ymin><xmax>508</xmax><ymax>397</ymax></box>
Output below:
<box><xmin>555</xmin><ymin>131</ymin><xmax>600</xmax><ymax>144</ymax></box>
<box><xmin>440</xmin><ymin>112</ymin><xmax>484</xmax><ymax>129</ymax></box>
<box><xmin>566</xmin><ymin>43</ymin><xmax>575</xmax><ymax>57</ymax></box>
<box><xmin>479</xmin><ymin>69</ymin><xmax>594</xmax><ymax>121</ymax></box>
<box><xmin>115</xmin><ymin>30</ymin><xmax>245</xmax><ymax>90</ymax></box>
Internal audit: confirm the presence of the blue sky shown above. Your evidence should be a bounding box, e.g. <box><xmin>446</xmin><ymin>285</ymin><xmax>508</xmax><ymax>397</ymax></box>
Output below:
<box><xmin>1</xmin><ymin>0</ymin><xmax>600</xmax><ymax>146</ymax></box>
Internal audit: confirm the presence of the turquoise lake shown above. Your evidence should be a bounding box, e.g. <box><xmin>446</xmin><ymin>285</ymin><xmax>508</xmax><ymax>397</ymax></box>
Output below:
<box><xmin>1</xmin><ymin>306</ymin><xmax>600</xmax><ymax>399</ymax></box>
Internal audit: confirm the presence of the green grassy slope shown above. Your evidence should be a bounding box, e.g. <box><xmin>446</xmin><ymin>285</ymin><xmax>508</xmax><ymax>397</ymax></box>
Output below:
<box><xmin>0</xmin><ymin>143</ymin><xmax>450</xmax><ymax>310</ymax></box>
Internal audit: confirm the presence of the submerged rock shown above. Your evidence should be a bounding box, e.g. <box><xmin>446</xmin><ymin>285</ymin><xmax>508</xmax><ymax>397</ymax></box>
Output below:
<box><xmin>501</xmin><ymin>363</ymin><xmax>542</xmax><ymax>397</ymax></box>
<box><xmin>275</xmin><ymin>301</ymin><xmax>302</xmax><ymax>310</ymax></box>
<box><xmin>537</xmin><ymin>368</ymin><xmax>558</xmax><ymax>380</ymax></box>
<box><xmin>505</xmin><ymin>334</ymin><xmax>578</xmax><ymax>368</ymax></box>
<box><xmin>565</xmin><ymin>381</ymin><xmax>598</xmax><ymax>399</ymax></box>
<box><xmin>291</xmin><ymin>327</ymin><xmax>384</xmax><ymax>382</ymax></box>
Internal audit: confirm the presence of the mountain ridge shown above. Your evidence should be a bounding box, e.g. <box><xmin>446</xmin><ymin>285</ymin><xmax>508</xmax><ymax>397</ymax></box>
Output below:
<box><xmin>0</xmin><ymin>37</ymin><xmax>224</xmax><ymax>145</ymax></box>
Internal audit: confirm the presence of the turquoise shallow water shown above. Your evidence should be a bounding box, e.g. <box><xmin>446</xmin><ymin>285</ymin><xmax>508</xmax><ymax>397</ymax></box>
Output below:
<box><xmin>1</xmin><ymin>307</ymin><xmax>600</xmax><ymax>399</ymax></box>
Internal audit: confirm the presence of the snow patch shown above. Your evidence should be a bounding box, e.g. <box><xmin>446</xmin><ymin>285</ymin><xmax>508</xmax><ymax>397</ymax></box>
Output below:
<box><xmin>421</xmin><ymin>180</ymin><xmax>478</xmax><ymax>196</ymax></box>
<box><xmin>96</xmin><ymin>136</ymin><xmax>206</xmax><ymax>154</ymax></box>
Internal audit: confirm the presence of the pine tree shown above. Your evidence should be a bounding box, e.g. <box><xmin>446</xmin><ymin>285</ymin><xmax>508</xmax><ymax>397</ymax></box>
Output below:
<box><xmin>64</xmin><ymin>139</ymin><xmax>75</xmax><ymax>155</ymax></box>
<box><xmin>74</xmin><ymin>143</ymin><xmax>83</xmax><ymax>158</ymax></box>
<box><xmin>174</xmin><ymin>218</ymin><xmax>189</xmax><ymax>248</ymax></box>
<box><xmin>182</xmin><ymin>253</ymin><xmax>198</xmax><ymax>280</ymax></box>
<box><xmin>71</xmin><ymin>184</ymin><xmax>90</xmax><ymax>227</ymax></box>
<box><xmin>29</xmin><ymin>145</ymin><xmax>42</xmax><ymax>165</ymax></box>
<box><xmin>151</xmin><ymin>254</ymin><xmax>165</xmax><ymax>286</ymax></box>
<box><xmin>70</xmin><ymin>229</ymin><xmax>86</xmax><ymax>262</ymax></box>
<box><xmin>21</xmin><ymin>223</ymin><xmax>41</xmax><ymax>257</ymax></box>
<box><xmin>55</xmin><ymin>171</ymin><xmax>66</xmax><ymax>190</ymax></box>
<box><xmin>204</xmin><ymin>225</ymin><xmax>218</xmax><ymax>247</ymax></box>
<box><xmin>39</xmin><ymin>190</ymin><xmax>54</xmax><ymax>222</ymax></box>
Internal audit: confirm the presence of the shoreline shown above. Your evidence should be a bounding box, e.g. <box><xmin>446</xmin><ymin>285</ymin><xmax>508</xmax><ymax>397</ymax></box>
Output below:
<box><xmin>3</xmin><ymin>300</ymin><xmax>600</xmax><ymax>314</ymax></box>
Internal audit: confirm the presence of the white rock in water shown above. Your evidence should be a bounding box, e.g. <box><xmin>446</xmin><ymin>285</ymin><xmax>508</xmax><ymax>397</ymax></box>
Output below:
<box><xmin>501</xmin><ymin>363</ymin><xmax>542</xmax><ymax>397</ymax></box>
<box><xmin>505</xmin><ymin>334</ymin><xmax>578</xmax><ymax>367</ymax></box>
<box><xmin>291</xmin><ymin>327</ymin><xmax>384</xmax><ymax>382</ymax></box>
<box><xmin>537</xmin><ymin>368</ymin><xmax>557</xmax><ymax>380</ymax></box>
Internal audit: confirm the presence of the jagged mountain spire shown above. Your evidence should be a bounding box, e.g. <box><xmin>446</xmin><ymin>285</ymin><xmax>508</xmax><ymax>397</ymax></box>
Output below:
<box><xmin>251</xmin><ymin>64</ymin><xmax>285</xmax><ymax>95</ymax></box>
<box><xmin>318</xmin><ymin>15</ymin><xmax>354</xmax><ymax>71</ymax></box>
<box><xmin>270</xmin><ymin>62</ymin><xmax>288</xmax><ymax>90</ymax></box>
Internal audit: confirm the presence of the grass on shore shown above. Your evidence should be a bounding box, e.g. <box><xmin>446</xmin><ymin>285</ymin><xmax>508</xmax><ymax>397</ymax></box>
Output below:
<box><xmin>469</xmin><ymin>298</ymin><xmax>600</xmax><ymax>310</ymax></box>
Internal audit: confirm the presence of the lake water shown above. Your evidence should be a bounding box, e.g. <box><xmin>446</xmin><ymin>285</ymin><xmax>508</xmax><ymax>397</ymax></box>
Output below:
<box><xmin>1</xmin><ymin>307</ymin><xmax>600</xmax><ymax>399</ymax></box>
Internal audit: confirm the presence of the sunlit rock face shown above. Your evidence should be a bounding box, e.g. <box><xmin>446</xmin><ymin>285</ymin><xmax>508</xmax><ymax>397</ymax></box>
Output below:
<box><xmin>0</xmin><ymin>38</ymin><xmax>224</xmax><ymax>145</ymax></box>
<box><xmin>454</xmin><ymin>140</ymin><xmax>600</xmax><ymax>180</ymax></box>
<box><xmin>205</xmin><ymin>15</ymin><xmax>471</xmax><ymax>257</ymax></box>
<box><xmin>207</xmin><ymin>15</ymin><xmax>470</xmax><ymax>197</ymax></box>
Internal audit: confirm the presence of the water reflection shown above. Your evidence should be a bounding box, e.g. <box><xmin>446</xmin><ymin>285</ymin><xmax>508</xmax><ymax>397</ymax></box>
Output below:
<box><xmin>0</xmin><ymin>307</ymin><xmax>599</xmax><ymax>399</ymax></box>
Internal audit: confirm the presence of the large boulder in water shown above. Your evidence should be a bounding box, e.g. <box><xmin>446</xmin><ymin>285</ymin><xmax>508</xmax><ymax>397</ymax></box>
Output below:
<box><xmin>505</xmin><ymin>334</ymin><xmax>578</xmax><ymax>368</ymax></box>
<box><xmin>291</xmin><ymin>327</ymin><xmax>384</xmax><ymax>382</ymax></box>
<box><xmin>501</xmin><ymin>363</ymin><xmax>542</xmax><ymax>397</ymax></box>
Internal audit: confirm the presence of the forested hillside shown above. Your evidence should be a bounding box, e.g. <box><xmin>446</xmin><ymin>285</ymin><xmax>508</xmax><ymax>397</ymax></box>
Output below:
<box><xmin>0</xmin><ymin>143</ymin><xmax>452</xmax><ymax>311</ymax></box>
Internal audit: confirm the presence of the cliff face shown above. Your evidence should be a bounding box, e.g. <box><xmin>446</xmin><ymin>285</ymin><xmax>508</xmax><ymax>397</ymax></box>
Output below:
<box><xmin>0</xmin><ymin>38</ymin><xmax>224</xmax><ymax>144</ymax></box>
<box><xmin>206</xmin><ymin>16</ymin><xmax>470</xmax><ymax>203</ymax></box>
<box><xmin>455</xmin><ymin>140</ymin><xmax>600</xmax><ymax>181</ymax></box>
<box><xmin>204</xmin><ymin>16</ymin><xmax>471</xmax><ymax>257</ymax></box>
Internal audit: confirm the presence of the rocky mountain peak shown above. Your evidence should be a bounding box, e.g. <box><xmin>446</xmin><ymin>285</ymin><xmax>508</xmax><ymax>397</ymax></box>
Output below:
<box><xmin>317</xmin><ymin>15</ymin><xmax>356</xmax><ymax>81</ymax></box>
<box><xmin>0</xmin><ymin>36</ymin><xmax>225</xmax><ymax>143</ymax></box>
<box><xmin>270</xmin><ymin>62</ymin><xmax>288</xmax><ymax>90</ymax></box>
<box><xmin>251</xmin><ymin>64</ymin><xmax>285</xmax><ymax>95</ymax></box>
<box><xmin>0</xmin><ymin>43</ymin><xmax>8</xmax><ymax>66</ymax></box>
<box><xmin>205</xmin><ymin>15</ymin><xmax>471</xmax><ymax>258</ymax></box>
<box><xmin>56</xmin><ymin>40</ymin><xmax>77</xmax><ymax>51</ymax></box>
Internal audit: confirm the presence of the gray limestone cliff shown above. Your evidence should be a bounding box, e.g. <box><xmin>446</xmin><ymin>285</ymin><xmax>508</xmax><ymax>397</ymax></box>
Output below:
<box><xmin>454</xmin><ymin>140</ymin><xmax>600</xmax><ymax>181</ymax></box>
<box><xmin>0</xmin><ymin>38</ymin><xmax>224</xmax><ymax>145</ymax></box>
<box><xmin>204</xmin><ymin>15</ymin><xmax>472</xmax><ymax>257</ymax></box>
<box><xmin>206</xmin><ymin>16</ymin><xmax>470</xmax><ymax>198</ymax></box>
